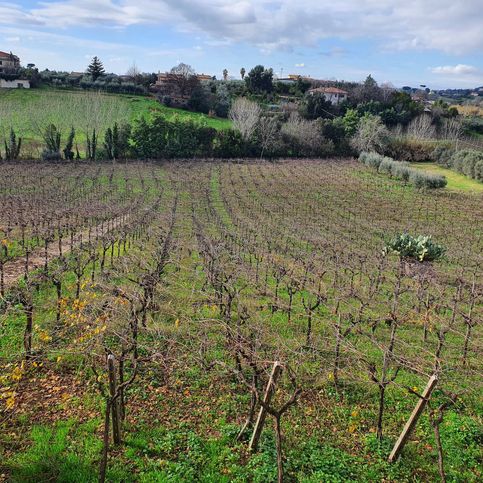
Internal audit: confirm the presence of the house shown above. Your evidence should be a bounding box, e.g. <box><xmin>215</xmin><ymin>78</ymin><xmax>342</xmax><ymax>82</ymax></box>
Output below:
<box><xmin>0</xmin><ymin>78</ymin><xmax>30</xmax><ymax>88</ymax></box>
<box><xmin>155</xmin><ymin>72</ymin><xmax>212</xmax><ymax>88</ymax></box>
<box><xmin>307</xmin><ymin>86</ymin><xmax>348</xmax><ymax>105</ymax></box>
<box><xmin>197</xmin><ymin>74</ymin><xmax>212</xmax><ymax>82</ymax></box>
<box><xmin>0</xmin><ymin>50</ymin><xmax>29</xmax><ymax>88</ymax></box>
<box><xmin>0</xmin><ymin>51</ymin><xmax>20</xmax><ymax>74</ymax></box>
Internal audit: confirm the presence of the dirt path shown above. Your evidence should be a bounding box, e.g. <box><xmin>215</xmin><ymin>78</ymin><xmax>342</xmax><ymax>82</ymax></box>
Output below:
<box><xmin>2</xmin><ymin>216</ymin><xmax>127</xmax><ymax>290</ymax></box>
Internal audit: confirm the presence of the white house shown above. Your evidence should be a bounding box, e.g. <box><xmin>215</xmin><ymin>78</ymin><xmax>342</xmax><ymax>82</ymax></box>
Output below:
<box><xmin>307</xmin><ymin>86</ymin><xmax>348</xmax><ymax>105</ymax></box>
<box><xmin>0</xmin><ymin>78</ymin><xmax>30</xmax><ymax>88</ymax></box>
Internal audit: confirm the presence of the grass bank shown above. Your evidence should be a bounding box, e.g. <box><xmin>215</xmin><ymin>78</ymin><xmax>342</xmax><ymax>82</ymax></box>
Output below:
<box><xmin>411</xmin><ymin>162</ymin><xmax>483</xmax><ymax>193</ymax></box>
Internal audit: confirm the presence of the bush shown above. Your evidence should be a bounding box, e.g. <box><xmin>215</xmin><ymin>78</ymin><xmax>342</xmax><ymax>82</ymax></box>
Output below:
<box><xmin>408</xmin><ymin>171</ymin><xmax>447</xmax><ymax>189</ymax></box>
<box><xmin>385</xmin><ymin>137</ymin><xmax>438</xmax><ymax>162</ymax></box>
<box><xmin>161</xmin><ymin>95</ymin><xmax>172</xmax><ymax>107</ymax></box>
<box><xmin>449</xmin><ymin>149</ymin><xmax>483</xmax><ymax>182</ymax></box>
<box><xmin>281</xmin><ymin>114</ymin><xmax>330</xmax><ymax>156</ymax></box>
<box><xmin>351</xmin><ymin>114</ymin><xmax>389</xmax><ymax>154</ymax></box>
<box><xmin>384</xmin><ymin>233</ymin><xmax>445</xmax><ymax>262</ymax></box>
<box><xmin>378</xmin><ymin>157</ymin><xmax>406</xmax><ymax>177</ymax></box>
<box><xmin>213</xmin><ymin>129</ymin><xmax>247</xmax><ymax>158</ymax></box>
<box><xmin>359</xmin><ymin>151</ymin><xmax>383</xmax><ymax>170</ymax></box>
<box><xmin>431</xmin><ymin>144</ymin><xmax>455</xmax><ymax>167</ymax></box>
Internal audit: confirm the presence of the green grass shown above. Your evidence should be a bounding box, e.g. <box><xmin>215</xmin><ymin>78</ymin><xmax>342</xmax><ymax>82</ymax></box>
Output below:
<box><xmin>0</xmin><ymin>88</ymin><xmax>231</xmax><ymax>156</ymax></box>
<box><xmin>411</xmin><ymin>162</ymin><xmax>483</xmax><ymax>193</ymax></box>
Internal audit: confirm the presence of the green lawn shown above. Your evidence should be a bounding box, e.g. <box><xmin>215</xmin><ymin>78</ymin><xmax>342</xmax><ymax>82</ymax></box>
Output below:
<box><xmin>411</xmin><ymin>162</ymin><xmax>483</xmax><ymax>193</ymax></box>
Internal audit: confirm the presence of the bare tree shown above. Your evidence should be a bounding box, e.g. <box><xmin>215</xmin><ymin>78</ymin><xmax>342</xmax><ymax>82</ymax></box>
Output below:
<box><xmin>407</xmin><ymin>114</ymin><xmax>436</xmax><ymax>140</ymax></box>
<box><xmin>439</xmin><ymin>118</ymin><xmax>463</xmax><ymax>141</ymax></box>
<box><xmin>126</xmin><ymin>63</ymin><xmax>142</xmax><ymax>83</ymax></box>
<box><xmin>257</xmin><ymin>116</ymin><xmax>279</xmax><ymax>158</ymax></box>
<box><xmin>281</xmin><ymin>113</ymin><xmax>325</xmax><ymax>156</ymax></box>
<box><xmin>169</xmin><ymin>63</ymin><xmax>199</xmax><ymax>97</ymax></box>
<box><xmin>229</xmin><ymin>98</ymin><xmax>261</xmax><ymax>141</ymax></box>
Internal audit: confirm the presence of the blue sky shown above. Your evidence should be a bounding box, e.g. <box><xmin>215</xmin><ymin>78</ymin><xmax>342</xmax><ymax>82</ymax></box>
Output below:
<box><xmin>1</xmin><ymin>0</ymin><xmax>482</xmax><ymax>88</ymax></box>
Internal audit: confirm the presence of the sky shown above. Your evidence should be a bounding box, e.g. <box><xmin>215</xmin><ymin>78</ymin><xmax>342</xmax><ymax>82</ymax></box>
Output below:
<box><xmin>0</xmin><ymin>0</ymin><xmax>482</xmax><ymax>89</ymax></box>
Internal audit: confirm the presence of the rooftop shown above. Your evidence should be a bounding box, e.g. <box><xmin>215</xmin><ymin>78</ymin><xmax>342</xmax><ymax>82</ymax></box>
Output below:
<box><xmin>308</xmin><ymin>87</ymin><xmax>348</xmax><ymax>95</ymax></box>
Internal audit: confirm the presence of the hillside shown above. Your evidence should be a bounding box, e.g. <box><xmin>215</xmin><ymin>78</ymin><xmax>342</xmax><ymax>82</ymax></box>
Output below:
<box><xmin>0</xmin><ymin>88</ymin><xmax>231</xmax><ymax>156</ymax></box>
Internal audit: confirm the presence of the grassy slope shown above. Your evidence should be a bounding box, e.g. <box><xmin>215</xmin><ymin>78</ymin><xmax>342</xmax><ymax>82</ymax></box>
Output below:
<box><xmin>0</xmin><ymin>88</ymin><xmax>231</xmax><ymax>149</ymax></box>
<box><xmin>411</xmin><ymin>162</ymin><xmax>483</xmax><ymax>193</ymax></box>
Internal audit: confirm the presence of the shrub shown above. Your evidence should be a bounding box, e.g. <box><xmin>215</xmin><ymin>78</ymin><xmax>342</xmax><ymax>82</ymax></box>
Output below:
<box><xmin>431</xmin><ymin>144</ymin><xmax>455</xmax><ymax>167</ymax></box>
<box><xmin>359</xmin><ymin>151</ymin><xmax>383</xmax><ymax>170</ymax></box>
<box><xmin>213</xmin><ymin>129</ymin><xmax>246</xmax><ymax>158</ymax></box>
<box><xmin>449</xmin><ymin>149</ymin><xmax>483</xmax><ymax>182</ymax></box>
<box><xmin>351</xmin><ymin>114</ymin><xmax>389</xmax><ymax>154</ymax></box>
<box><xmin>392</xmin><ymin>163</ymin><xmax>411</xmax><ymax>182</ymax></box>
<box><xmin>132</xmin><ymin>114</ymin><xmax>217</xmax><ymax>159</ymax></box>
<box><xmin>384</xmin><ymin>233</ymin><xmax>445</xmax><ymax>262</ymax></box>
<box><xmin>378</xmin><ymin>157</ymin><xmax>410</xmax><ymax>178</ymax></box>
<box><xmin>3</xmin><ymin>128</ymin><xmax>22</xmax><ymax>161</ymax></box>
<box><xmin>41</xmin><ymin>124</ymin><xmax>61</xmax><ymax>161</ymax></box>
<box><xmin>104</xmin><ymin>123</ymin><xmax>132</xmax><ymax>160</ymax></box>
<box><xmin>385</xmin><ymin>137</ymin><xmax>438</xmax><ymax>162</ymax></box>
<box><xmin>281</xmin><ymin>114</ymin><xmax>328</xmax><ymax>156</ymax></box>
<box><xmin>409</xmin><ymin>171</ymin><xmax>447</xmax><ymax>189</ymax></box>
<box><xmin>161</xmin><ymin>95</ymin><xmax>172</xmax><ymax>107</ymax></box>
<box><xmin>63</xmin><ymin>127</ymin><xmax>75</xmax><ymax>161</ymax></box>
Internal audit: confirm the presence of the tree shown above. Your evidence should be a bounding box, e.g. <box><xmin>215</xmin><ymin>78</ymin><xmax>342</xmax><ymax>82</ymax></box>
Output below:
<box><xmin>87</xmin><ymin>56</ymin><xmax>105</xmax><ymax>81</ymax></box>
<box><xmin>188</xmin><ymin>84</ymin><xmax>212</xmax><ymax>114</ymax></box>
<box><xmin>302</xmin><ymin>92</ymin><xmax>334</xmax><ymax>120</ymax></box>
<box><xmin>407</xmin><ymin>114</ymin><xmax>436</xmax><ymax>140</ymax></box>
<box><xmin>350</xmin><ymin>114</ymin><xmax>389</xmax><ymax>153</ymax></box>
<box><xmin>245</xmin><ymin>65</ymin><xmax>273</xmax><ymax>94</ymax></box>
<box><xmin>240</xmin><ymin>67</ymin><xmax>246</xmax><ymax>80</ymax></box>
<box><xmin>126</xmin><ymin>63</ymin><xmax>142</xmax><ymax>84</ymax></box>
<box><xmin>281</xmin><ymin>113</ymin><xmax>326</xmax><ymax>156</ymax></box>
<box><xmin>353</xmin><ymin>74</ymin><xmax>383</xmax><ymax>103</ymax></box>
<box><xmin>257</xmin><ymin>116</ymin><xmax>279</xmax><ymax>158</ymax></box>
<box><xmin>223</xmin><ymin>69</ymin><xmax>228</xmax><ymax>81</ymax></box>
<box><xmin>168</xmin><ymin>63</ymin><xmax>199</xmax><ymax>97</ymax></box>
<box><xmin>229</xmin><ymin>98</ymin><xmax>261</xmax><ymax>141</ymax></box>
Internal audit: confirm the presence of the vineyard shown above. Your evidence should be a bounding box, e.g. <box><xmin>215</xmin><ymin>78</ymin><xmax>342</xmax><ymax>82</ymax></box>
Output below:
<box><xmin>0</xmin><ymin>159</ymin><xmax>481</xmax><ymax>482</ymax></box>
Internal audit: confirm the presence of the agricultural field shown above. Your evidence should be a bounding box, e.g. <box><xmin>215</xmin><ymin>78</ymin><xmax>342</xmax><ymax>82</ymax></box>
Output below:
<box><xmin>0</xmin><ymin>89</ymin><xmax>231</xmax><ymax>156</ymax></box>
<box><xmin>0</xmin><ymin>159</ymin><xmax>481</xmax><ymax>482</ymax></box>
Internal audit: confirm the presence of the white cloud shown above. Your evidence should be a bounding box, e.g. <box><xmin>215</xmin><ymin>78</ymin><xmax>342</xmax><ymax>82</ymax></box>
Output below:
<box><xmin>1</xmin><ymin>1</ymin><xmax>482</xmax><ymax>55</ymax></box>
<box><xmin>295</xmin><ymin>63</ymin><xmax>305</xmax><ymax>67</ymax></box>
<box><xmin>431</xmin><ymin>64</ymin><xmax>478</xmax><ymax>75</ymax></box>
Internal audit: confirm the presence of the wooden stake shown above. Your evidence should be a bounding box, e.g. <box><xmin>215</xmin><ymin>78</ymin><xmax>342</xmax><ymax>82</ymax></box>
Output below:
<box><xmin>249</xmin><ymin>361</ymin><xmax>283</xmax><ymax>452</ymax></box>
<box><xmin>388</xmin><ymin>374</ymin><xmax>438</xmax><ymax>462</ymax></box>
<box><xmin>107</xmin><ymin>354</ymin><xmax>122</xmax><ymax>445</ymax></box>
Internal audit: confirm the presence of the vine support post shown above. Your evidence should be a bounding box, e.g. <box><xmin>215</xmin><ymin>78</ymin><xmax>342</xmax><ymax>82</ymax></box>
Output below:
<box><xmin>249</xmin><ymin>361</ymin><xmax>283</xmax><ymax>452</ymax></box>
<box><xmin>108</xmin><ymin>354</ymin><xmax>122</xmax><ymax>445</ymax></box>
<box><xmin>388</xmin><ymin>374</ymin><xmax>438</xmax><ymax>462</ymax></box>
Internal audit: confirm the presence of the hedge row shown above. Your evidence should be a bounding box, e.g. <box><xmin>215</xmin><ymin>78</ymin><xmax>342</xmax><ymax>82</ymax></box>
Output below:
<box><xmin>432</xmin><ymin>147</ymin><xmax>483</xmax><ymax>182</ymax></box>
<box><xmin>359</xmin><ymin>152</ymin><xmax>447</xmax><ymax>189</ymax></box>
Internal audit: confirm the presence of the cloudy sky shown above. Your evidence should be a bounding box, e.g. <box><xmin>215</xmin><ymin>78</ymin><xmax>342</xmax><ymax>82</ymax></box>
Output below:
<box><xmin>1</xmin><ymin>0</ymin><xmax>482</xmax><ymax>88</ymax></box>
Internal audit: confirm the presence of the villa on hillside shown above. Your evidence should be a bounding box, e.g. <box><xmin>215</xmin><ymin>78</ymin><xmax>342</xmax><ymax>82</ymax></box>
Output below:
<box><xmin>0</xmin><ymin>51</ymin><xmax>20</xmax><ymax>74</ymax></box>
<box><xmin>307</xmin><ymin>86</ymin><xmax>348</xmax><ymax>105</ymax></box>
<box><xmin>155</xmin><ymin>71</ymin><xmax>213</xmax><ymax>88</ymax></box>
<box><xmin>0</xmin><ymin>50</ymin><xmax>30</xmax><ymax>88</ymax></box>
